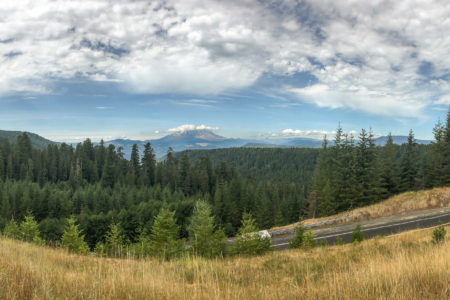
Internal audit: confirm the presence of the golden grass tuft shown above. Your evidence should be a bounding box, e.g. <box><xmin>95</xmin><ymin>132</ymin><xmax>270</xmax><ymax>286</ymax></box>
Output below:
<box><xmin>1</xmin><ymin>225</ymin><xmax>449</xmax><ymax>299</ymax></box>
<box><xmin>272</xmin><ymin>187</ymin><xmax>450</xmax><ymax>231</ymax></box>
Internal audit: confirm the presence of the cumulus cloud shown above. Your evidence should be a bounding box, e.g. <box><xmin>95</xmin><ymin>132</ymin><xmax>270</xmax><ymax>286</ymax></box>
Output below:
<box><xmin>1</xmin><ymin>0</ymin><xmax>450</xmax><ymax>117</ymax></box>
<box><xmin>281</xmin><ymin>128</ymin><xmax>358</xmax><ymax>139</ymax></box>
<box><xmin>167</xmin><ymin>124</ymin><xmax>219</xmax><ymax>133</ymax></box>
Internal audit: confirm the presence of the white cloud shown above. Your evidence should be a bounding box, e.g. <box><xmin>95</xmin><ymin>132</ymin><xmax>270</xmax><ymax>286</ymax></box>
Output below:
<box><xmin>281</xmin><ymin>128</ymin><xmax>358</xmax><ymax>139</ymax></box>
<box><xmin>167</xmin><ymin>124</ymin><xmax>219</xmax><ymax>133</ymax></box>
<box><xmin>1</xmin><ymin>0</ymin><xmax>450</xmax><ymax>117</ymax></box>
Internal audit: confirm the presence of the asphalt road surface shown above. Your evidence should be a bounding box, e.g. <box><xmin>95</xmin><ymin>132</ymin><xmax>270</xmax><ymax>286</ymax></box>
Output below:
<box><xmin>270</xmin><ymin>207</ymin><xmax>450</xmax><ymax>250</ymax></box>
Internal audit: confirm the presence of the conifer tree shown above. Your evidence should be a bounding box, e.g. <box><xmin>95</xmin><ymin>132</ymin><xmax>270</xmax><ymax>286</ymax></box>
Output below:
<box><xmin>229</xmin><ymin>213</ymin><xmax>270</xmax><ymax>256</ymax></box>
<box><xmin>188</xmin><ymin>200</ymin><xmax>226</xmax><ymax>258</ymax></box>
<box><xmin>150</xmin><ymin>207</ymin><xmax>184</xmax><ymax>260</ymax></box>
<box><xmin>3</xmin><ymin>220</ymin><xmax>20</xmax><ymax>239</ymax></box>
<box><xmin>380</xmin><ymin>133</ymin><xmax>400</xmax><ymax>196</ymax></box>
<box><xmin>309</xmin><ymin>136</ymin><xmax>334</xmax><ymax>217</ymax></box>
<box><xmin>289</xmin><ymin>222</ymin><xmax>305</xmax><ymax>249</ymax></box>
<box><xmin>443</xmin><ymin>108</ymin><xmax>450</xmax><ymax>185</ymax></box>
<box><xmin>129</xmin><ymin>144</ymin><xmax>140</xmax><ymax>185</ymax></box>
<box><xmin>104</xmin><ymin>223</ymin><xmax>126</xmax><ymax>258</ymax></box>
<box><xmin>102</xmin><ymin>144</ymin><xmax>116</xmax><ymax>188</ymax></box>
<box><xmin>61</xmin><ymin>217</ymin><xmax>90</xmax><ymax>254</ymax></box>
<box><xmin>20</xmin><ymin>213</ymin><xmax>44</xmax><ymax>245</ymax></box>
<box><xmin>400</xmin><ymin>129</ymin><xmax>418</xmax><ymax>191</ymax></box>
<box><xmin>355</xmin><ymin>128</ymin><xmax>383</xmax><ymax>206</ymax></box>
<box><xmin>142</xmin><ymin>142</ymin><xmax>156</xmax><ymax>186</ymax></box>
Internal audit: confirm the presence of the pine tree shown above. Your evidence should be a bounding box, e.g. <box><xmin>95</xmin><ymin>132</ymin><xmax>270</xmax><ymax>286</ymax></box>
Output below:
<box><xmin>150</xmin><ymin>207</ymin><xmax>184</xmax><ymax>260</ymax></box>
<box><xmin>104</xmin><ymin>223</ymin><xmax>126</xmax><ymax>258</ymax></box>
<box><xmin>3</xmin><ymin>220</ymin><xmax>20</xmax><ymax>239</ymax></box>
<box><xmin>142</xmin><ymin>142</ymin><xmax>156</xmax><ymax>186</ymax></box>
<box><xmin>443</xmin><ymin>108</ymin><xmax>450</xmax><ymax>185</ymax></box>
<box><xmin>61</xmin><ymin>217</ymin><xmax>90</xmax><ymax>254</ymax></box>
<box><xmin>309</xmin><ymin>136</ymin><xmax>335</xmax><ymax>217</ymax></box>
<box><xmin>102</xmin><ymin>144</ymin><xmax>116</xmax><ymax>188</ymax></box>
<box><xmin>20</xmin><ymin>213</ymin><xmax>44</xmax><ymax>245</ymax></box>
<box><xmin>229</xmin><ymin>213</ymin><xmax>270</xmax><ymax>256</ymax></box>
<box><xmin>289</xmin><ymin>223</ymin><xmax>305</xmax><ymax>249</ymax></box>
<box><xmin>129</xmin><ymin>144</ymin><xmax>140</xmax><ymax>185</ymax></box>
<box><xmin>380</xmin><ymin>133</ymin><xmax>400</xmax><ymax>196</ymax></box>
<box><xmin>179</xmin><ymin>155</ymin><xmax>191</xmax><ymax>196</ymax></box>
<box><xmin>355</xmin><ymin>128</ymin><xmax>383</xmax><ymax>206</ymax></box>
<box><xmin>400</xmin><ymin>129</ymin><xmax>418</xmax><ymax>191</ymax></box>
<box><xmin>188</xmin><ymin>200</ymin><xmax>226</xmax><ymax>258</ymax></box>
<box><xmin>430</xmin><ymin>121</ymin><xmax>447</xmax><ymax>187</ymax></box>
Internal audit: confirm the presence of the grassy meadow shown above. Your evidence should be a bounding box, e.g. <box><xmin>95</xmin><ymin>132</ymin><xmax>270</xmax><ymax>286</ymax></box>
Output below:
<box><xmin>1</xmin><ymin>224</ymin><xmax>449</xmax><ymax>300</ymax></box>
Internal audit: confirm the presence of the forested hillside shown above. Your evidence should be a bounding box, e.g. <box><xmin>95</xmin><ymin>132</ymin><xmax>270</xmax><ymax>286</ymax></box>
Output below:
<box><xmin>0</xmin><ymin>130</ymin><xmax>57</xmax><ymax>150</ymax></box>
<box><xmin>0</xmin><ymin>109</ymin><xmax>449</xmax><ymax>252</ymax></box>
<box><xmin>176</xmin><ymin>148</ymin><xmax>319</xmax><ymax>184</ymax></box>
<box><xmin>0</xmin><ymin>136</ymin><xmax>314</xmax><ymax>247</ymax></box>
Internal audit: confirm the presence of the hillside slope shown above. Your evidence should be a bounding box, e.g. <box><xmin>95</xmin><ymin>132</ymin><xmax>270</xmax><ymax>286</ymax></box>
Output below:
<box><xmin>273</xmin><ymin>187</ymin><xmax>450</xmax><ymax>230</ymax></box>
<box><xmin>0</xmin><ymin>225</ymin><xmax>448</xmax><ymax>299</ymax></box>
<box><xmin>0</xmin><ymin>130</ymin><xmax>57</xmax><ymax>150</ymax></box>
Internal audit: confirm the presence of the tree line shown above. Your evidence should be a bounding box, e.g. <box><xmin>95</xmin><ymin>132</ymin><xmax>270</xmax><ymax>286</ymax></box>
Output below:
<box><xmin>309</xmin><ymin>109</ymin><xmax>450</xmax><ymax>217</ymax></box>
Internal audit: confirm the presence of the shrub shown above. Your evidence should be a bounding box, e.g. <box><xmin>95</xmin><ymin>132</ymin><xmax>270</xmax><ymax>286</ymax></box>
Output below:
<box><xmin>334</xmin><ymin>237</ymin><xmax>344</xmax><ymax>245</ymax></box>
<box><xmin>432</xmin><ymin>226</ymin><xmax>446</xmax><ymax>244</ymax></box>
<box><xmin>301</xmin><ymin>230</ymin><xmax>317</xmax><ymax>249</ymax></box>
<box><xmin>230</xmin><ymin>213</ymin><xmax>271</xmax><ymax>256</ymax></box>
<box><xmin>320</xmin><ymin>239</ymin><xmax>328</xmax><ymax>247</ymax></box>
<box><xmin>289</xmin><ymin>225</ymin><xmax>305</xmax><ymax>249</ymax></box>
<box><xmin>351</xmin><ymin>224</ymin><xmax>365</xmax><ymax>243</ymax></box>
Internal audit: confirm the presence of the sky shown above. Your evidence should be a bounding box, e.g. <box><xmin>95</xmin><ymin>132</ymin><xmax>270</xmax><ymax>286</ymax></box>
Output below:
<box><xmin>0</xmin><ymin>0</ymin><xmax>449</xmax><ymax>142</ymax></box>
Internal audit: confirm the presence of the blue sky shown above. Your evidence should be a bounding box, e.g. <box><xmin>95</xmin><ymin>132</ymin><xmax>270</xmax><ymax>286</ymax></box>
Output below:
<box><xmin>0</xmin><ymin>0</ymin><xmax>449</xmax><ymax>142</ymax></box>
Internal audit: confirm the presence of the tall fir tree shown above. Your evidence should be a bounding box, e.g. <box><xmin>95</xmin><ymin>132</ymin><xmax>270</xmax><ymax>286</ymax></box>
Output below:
<box><xmin>61</xmin><ymin>217</ymin><xmax>90</xmax><ymax>254</ymax></box>
<box><xmin>188</xmin><ymin>200</ymin><xmax>226</xmax><ymax>258</ymax></box>
<box><xmin>380</xmin><ymin>133</ymin><xmax>400</xmax><ymax>196</ymax></box>
<box><xmin>400</xmin><ymin>129</ymin><xmax>418</xmax><ymax>191</ymax></box>
<box><xmin>142</xmin><ymin>142</ymin><xmax>156</xmax><ymax>186</ymax></box>
<box><xmin>150</xmin><ymin>207</ymin><xmax>184</xmax><ymax>260</ymax></box>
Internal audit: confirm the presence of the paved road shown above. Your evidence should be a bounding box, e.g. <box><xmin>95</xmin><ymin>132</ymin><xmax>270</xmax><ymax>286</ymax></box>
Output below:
<box><xmin>270</xmin><ymin>207</ymin><xmax>450</xmax><ymax>250</ymax></box>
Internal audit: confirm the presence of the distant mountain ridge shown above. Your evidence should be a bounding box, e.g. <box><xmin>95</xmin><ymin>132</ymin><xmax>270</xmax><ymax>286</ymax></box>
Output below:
<box><xmin>104</xmin><ymin>130</ymin><xmax>434</xmax><ymax>158</ymax></box>
<box><xmin>0</xmin><ymin>130</ymin><xmax>57</xmax><ymax>150</ymax></box>
<box><xmin>105</xmin><ymin>129</ymin><xmax>251</xmax><ymax>158</ymax></box>
<box><xmin>0</xmin><ymin>128</ymin><xmax>434</xmax><ymax>157</ymax></box>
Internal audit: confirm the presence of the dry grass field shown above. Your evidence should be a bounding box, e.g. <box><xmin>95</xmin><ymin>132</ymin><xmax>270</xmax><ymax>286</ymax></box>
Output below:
<box><xmin>0</xmin><ymin>223</ymin><xmax>448</xmax><ymax>300</ymax></box>
<box><xmin>272</xmin><ymin>187</ymin><xmax>450</xmax><ymax>230</ymax></box>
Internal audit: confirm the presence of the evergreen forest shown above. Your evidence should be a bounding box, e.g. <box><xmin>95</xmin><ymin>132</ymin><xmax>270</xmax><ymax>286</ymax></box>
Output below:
<box><xmin>0</xmin><ymin>109</ymin><xmax>449</xmax><ymax>257</ymax></box>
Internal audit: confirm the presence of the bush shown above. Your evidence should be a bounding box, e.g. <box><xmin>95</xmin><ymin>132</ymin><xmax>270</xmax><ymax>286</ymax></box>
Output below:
<box><xmin>301</xmin><ymin>230</ymin><xmax>317</xmax><ymax>249</ymax></box>
<box><xmin>230</xmin><ymin>213</ymin><xmax>271</xmax><ymax>256</ymax></box>
<box><xmin>432</xmin><ymin>226</ymin><xmax>446</xmax><ymax>244</ymax></box>
<box><xmin>289</xmin><ymin>225</ymin><xmax>305</xmax><ymax>249</ymax></box>
<box><xmin>351</xmin><ymin>224</ymin><xmax>365</xmax><ymax>243</ymax></box>
<box><xmin>334</xmin><ymin>236</ymin><xmax>344</xmax><ymax>245</ymax></box>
